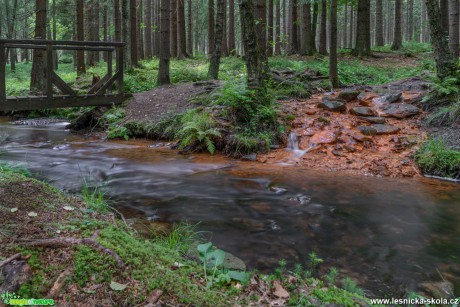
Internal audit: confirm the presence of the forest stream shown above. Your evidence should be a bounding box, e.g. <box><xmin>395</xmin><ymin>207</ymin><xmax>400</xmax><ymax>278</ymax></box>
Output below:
<box><xmin>1</xmin><ymin>117</ymin><xmax>459</xmax><ymax>298</ymax></box>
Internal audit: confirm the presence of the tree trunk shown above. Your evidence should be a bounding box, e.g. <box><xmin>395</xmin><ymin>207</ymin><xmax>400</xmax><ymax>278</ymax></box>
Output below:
<box><xmin>311</xmin><ymin>2</ymin><xmax>318</xmax><ymax>53</ymax></box>
<box><xmin>352</xmin><ymin>0</ymin><xmax>371</xmax><ymax>56</ymax></box>
<box><xmin>329</xmin><ymin>0</ymin><xmax>338</xmax><ymax>88</ymax></box>
<box><xmin>319</xmin><ymin>0</ymin><xmax>327</xmax><ymax>55</ymax></box>
<box><xmin>208</xmin><ymin>0</ymin><xmax>225</xmax><ymax>79</ymax></box>
<box><xmin>145</xmin><ymin>0</ymin><xmax>153</xmax><ymax>58</ymax></box>
<box><xmin>30</xmin><ymin>0</ymin><xmax>47</xmax><ymax>93</ymax></box>
<box><xmin>391</xmin><ymin>0</ymin><xmax>403</xmax><ymax>50</ymax></box>
<box><xmin>343</xmin><ymin>3</ymin><xmax>348</xmax><ymax>48</ymax></box>
<box><xmin>289</xmin><ymin>0</ymin><xmax>298</xmax><ymax>53</ymax></box>
<box><xmin>349</xmin><ymin>4</ymin><xmax>354</xmax><ymax>48</ymax></box>
<box><xmin>103</xmin><ymin>3</ymin><xmax>108</xmax><ymax>62</ymax></box>
<box><xmin>407</xmin><ymin>0</ymin><xmax>414</xmax><ymax>41</ymax></box>
<box><xmin>255</xmin><ymin>0</ymin><xmax>267</xmax><ymax>56</ymax></box>
<box><xmin>114</xmin><ymin>0</ymin><xmax>122</xmax><ymax>42</ymax></box>
<box><xmin>129</xmin><ymin>0</ymin><xmax>138</xmax><ymax>65</ymax></box>
<box><xmin>228</xmin><ymin>0</ymin><xmax>236</xmax><ymax>54</ymax></box>
<box><xmin>138</xmin><ymin>0</ymin><xmax>144</xmax><ymax>60</ymax></box>
<box><xmin>267</xmin><ymin>0</ymin><xmax>274</xmax><ymax>56</ymax></box>
<box><xmin>208</xmin><ymin>0</ymin><xmax>215</xmax><ymax>54</ymax></box>
<box><xmin>449</xmin><ymin>0</ymin><xmax>459</xmax><ymax>58</ymax></box>
<box><xmin>76</xmin><ymin>0</ymin><xmax>86</xmax><ymax>75</ymax></box>
<box><xmin>177</xmin><ymin>0</ymin><xmax>187</xmax><ymax>58</ymax></box>
<box><xmin>274</xmin><ymin>0</ymin><xmax>281</xmax><ymax>55</ymax></box>
<box><xmin>440</xmin><ymin>0</ymin><xmax>449</xmax><ymax>34</ymax></box>
<box><xmin>187</xmin><ymin>0</ymin><xmax>193</xmax><ymax>55</ymax></box>
<box><xmin>375</xmin><ymin>0</ymin><xmax>384</xmax><ymax>46</ymax></box>
<box><xmin>158</xmin><ymin>0</ymin><xmax>171</xmax><ymax>85</ymax></box>
<box><xmin>169</xmin><ymin>0</ymin><xmax>177</xmax><ymax>57</ymax></box>
<box><xmin>122</xmin><ymin>0</ymin><xmax>131</xmax><ymax>68</ymax></box>
<box><xmin>52</xmin><ymin>0</ymin><xmax>58</xmax><ymax>69</ymax></box>
<box><xmin>239</xmin><ymin>0</ymin><xmax>269</xmax><ymax>88</ymax></box>
<box><xmin>425</xmin><ymin>0</ymin><xmax>457</xmax><ymax>79</ymax></box>
<box><xmin>94</xmin><ymin>1</ymin><xmax>100</xmax><ymax>62</ymax></box>
<box><xmin>301</xmin><ymin>4</ymin><xmax>312</xmax><ymax>55</ymax></box>
<box><xmin>221</xmin><ymin>0</ymin><xmax>228</xmax><ymax>56</ymax></box>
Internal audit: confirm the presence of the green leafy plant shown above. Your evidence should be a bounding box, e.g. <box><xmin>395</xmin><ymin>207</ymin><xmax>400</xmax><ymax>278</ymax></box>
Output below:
<box><xmin>415</xmin><ymin>138</ymin><xmax>460</xmax><ymax>178</ymax></box>
<box><xmin>196</xmin><ymin>242</ymin><xmax>249</xmax><ymax>288</ymax></box>
<box><xmin>324</xmin><ymin>267</ymin><xmax>339</xmax><ymax>285</ymax></box>
<box><xmin>179</xmin><ymin>110</ymin><xmax>221</xmax><ymax>154</ymax></box>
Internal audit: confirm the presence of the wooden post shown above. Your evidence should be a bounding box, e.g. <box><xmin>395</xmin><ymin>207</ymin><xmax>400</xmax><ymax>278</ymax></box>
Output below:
<box><xmin>0</xmin><ymin>43</ymin><xmax>6</xmax><ymax>102</ymax></box>
<box><xmin>46</xmin><ymin>44</ymin><xmax>53</xmax><ymax>98</ymax></box>
<box><xmin>107</xmin><ymin>50</ymin><xmax>113</xmax><ymax>94</ymax></box>
<box><xmin>117</xmin><ymin>46</ymin><xmax>124</xmax><ymax>96</ymax></box>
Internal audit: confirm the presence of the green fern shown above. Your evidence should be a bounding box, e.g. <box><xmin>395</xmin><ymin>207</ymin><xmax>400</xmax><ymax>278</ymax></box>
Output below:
<box><xmin>179</xmin><ymin>110</ymin><xmax>221</xmax><ymax>154</ymax></box>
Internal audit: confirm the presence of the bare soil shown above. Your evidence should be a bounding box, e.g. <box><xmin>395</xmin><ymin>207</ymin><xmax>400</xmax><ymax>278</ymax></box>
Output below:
<box><xmin>123</xmin><ymin>83</ymin><xmax>210</xmax><ymax>123</ymax></box>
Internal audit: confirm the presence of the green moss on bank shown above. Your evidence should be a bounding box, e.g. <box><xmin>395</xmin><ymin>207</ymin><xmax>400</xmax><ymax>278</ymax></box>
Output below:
<box><xmin>415</xmin><ymin>138</ymin><xmax>460</xmax><ymax>179</ymax></box>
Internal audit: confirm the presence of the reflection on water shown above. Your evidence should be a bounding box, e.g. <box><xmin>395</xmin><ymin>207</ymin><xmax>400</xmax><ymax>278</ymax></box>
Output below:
<box><xmin>1</xmin><ymin>117</ymin><xmax>459</xmax><ymax>297</ymax></box>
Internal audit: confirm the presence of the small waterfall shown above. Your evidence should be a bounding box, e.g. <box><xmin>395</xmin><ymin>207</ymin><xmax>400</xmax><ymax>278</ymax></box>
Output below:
<box><xmin>286</xmin><ymin>132</ymin><xmax>308</xmax><ymax>160</ymax></box>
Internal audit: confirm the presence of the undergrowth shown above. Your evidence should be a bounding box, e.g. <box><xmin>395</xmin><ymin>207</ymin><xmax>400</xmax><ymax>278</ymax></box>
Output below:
<box><xmin>415</xmin><ymin>138</ymin><xmax>460</xmax><ymax>178</ymax></box>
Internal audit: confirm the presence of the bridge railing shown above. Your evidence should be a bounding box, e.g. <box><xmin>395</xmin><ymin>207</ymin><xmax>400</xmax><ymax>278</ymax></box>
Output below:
<box><xmin>0</xmin><ymin>39</ymin><xmax>130</xmax><ymax>111</ymax></box>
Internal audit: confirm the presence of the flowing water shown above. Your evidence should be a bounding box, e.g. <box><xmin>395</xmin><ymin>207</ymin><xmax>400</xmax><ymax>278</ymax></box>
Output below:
<box><xmin>1</xmin><ymin>117</ymin><xmax>459</xmax><ymax>297</ymax></box>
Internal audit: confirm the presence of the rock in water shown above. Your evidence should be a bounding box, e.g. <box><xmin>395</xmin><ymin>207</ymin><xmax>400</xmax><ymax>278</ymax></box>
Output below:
<box><xmin>338</xmin><ymin>89</ymin><xmax>360</xmax><ymax>102</ymax></box>
<box><xmin>371</xmin><ymin>124</ymin><xmax>400</xmax><ymax>135</ymax></box>
<box><xmin>351</xmin><ymin>107</ymin><xmax>376</xmax><ymax>117</ymax></box>
<box><xmin>318</xmin><ymin>99</ymin><xmax>347</xmax><ymax>112</ymax></box>
<box><xmin>380</xmin><ymin>103</ymin><xmax>420</xmax><ymax>119</ymax></box>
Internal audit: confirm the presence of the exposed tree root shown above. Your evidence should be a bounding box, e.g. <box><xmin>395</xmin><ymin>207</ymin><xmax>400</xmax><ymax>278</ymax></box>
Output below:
<box><xmin>20</xmin><ymin>231</ymin><xmax>125</xmax><ymax>269</ymax></box>
<box><xmin>0</xmin><ymin>253</ymin><xmax>21</xmax><ymax>267</ymax></box>
<box><xmin>47</xmin><ymin>267</ymin><xmax>74</xmax><ymax>299</ymax></box>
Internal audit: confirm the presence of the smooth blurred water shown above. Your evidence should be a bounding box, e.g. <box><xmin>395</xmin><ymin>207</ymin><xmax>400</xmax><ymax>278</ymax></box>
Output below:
<box><xmin>1</xmin><ymin>117</ymin><xmax>459</xmax><ymax>297</ymax></box>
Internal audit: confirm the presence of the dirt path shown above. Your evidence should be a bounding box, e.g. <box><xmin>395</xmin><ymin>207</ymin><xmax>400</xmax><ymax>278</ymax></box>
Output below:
<box><xmin>123</xmin><ymin>82</ymin><xmax>213</xmax><ymax>123</ymax></box>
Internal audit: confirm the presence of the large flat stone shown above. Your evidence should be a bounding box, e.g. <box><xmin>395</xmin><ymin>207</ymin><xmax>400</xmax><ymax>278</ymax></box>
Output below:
<box><xmin>351</xmin><ymin>107</ymin><xmax>376</xmax><ymax>116</ymax></box>
<box><xmin>318</xmin><ymin>99</ymin><xmax>346</xmax><ymax>112</ymax></box>
<box><xmin>371</xmin><ymin>124</ymin><xmax>400</xmax><ymax>135</ymax></box>
<box><xmin>380</xmin><ymin>103</ymin><xmax>420</xmax><ymax>119</ymax></box>
<box><xmin>357</xmin><ymin>116</ymin><xmax>386</xmax><ymax>124</ymax></box>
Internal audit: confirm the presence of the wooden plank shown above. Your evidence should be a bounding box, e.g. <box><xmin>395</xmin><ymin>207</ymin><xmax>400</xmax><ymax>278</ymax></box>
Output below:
<box><xmin>0</xmin><ymin>94</ymin><xmax>131</xmax><ymax>112</ymax></box>
<box><xmin>95</xmin><ymin>71</ymin><xmax>121</xmax><ymax>95</ymax></box>
<box><xmin>0</xmin><ymin>38</ymin><xmax>125</xmax><ymax>47</ymax></box>
<box><xmin>46</xmin><ymin>44</ymin><xmax>53</xmax><ymax>98</ymax></box>
<box><xmin>88</xmin><ymin>74</ymin><xmax>110</xmax><ymax>94</ymax></box>
<box><xmin>0</xmin><ymin>43</ymin><xmax>6</xmax><ymax>102</ymax></box>
<box><xmin>117</xmin><ymin>46</ymin><xmax>124</xmax><ymax>95</ymax></box>
<box><xmin>52</xmin><ymin>72</ymin><xmax>77</xmax><ymax>96</ymax></box>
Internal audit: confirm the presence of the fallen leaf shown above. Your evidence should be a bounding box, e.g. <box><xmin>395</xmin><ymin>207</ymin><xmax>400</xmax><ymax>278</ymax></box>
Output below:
<box><xmin>63</xmin><ymin>206</ymin><xmax>75</xmax><ymax>211</ymax></box>
<box><xmin>273</xmin><ymin>280</ymin><xmax>289</xmax><ymax>299</ymax></box>
<box><xmin>10</xmin><ymin>208</ymin><xmax>18</xmax><ymax>213</ymax></box>
<box><xmin>109</xmin><ymin>281</ymin><xmax>127</xmax><ymax>291</ymax></box>
<box><xmin>28</xmin><ymin>212</ymin><xmax>38</xmax><ymax>217</ymax></box>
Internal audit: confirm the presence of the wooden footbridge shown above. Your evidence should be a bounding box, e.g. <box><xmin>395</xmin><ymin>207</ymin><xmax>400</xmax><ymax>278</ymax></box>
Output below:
<box><xmin>0</xmin><ymin>39</ymin><xmax>131</xmax><ymax>112</ymax></box>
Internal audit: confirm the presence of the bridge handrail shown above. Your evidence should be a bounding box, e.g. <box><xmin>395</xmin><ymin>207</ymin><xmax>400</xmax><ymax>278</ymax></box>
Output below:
<box><xmin>0</xmin><ymin>38</ymin><xmax>125</xmax><ymax>47</ymax></box>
